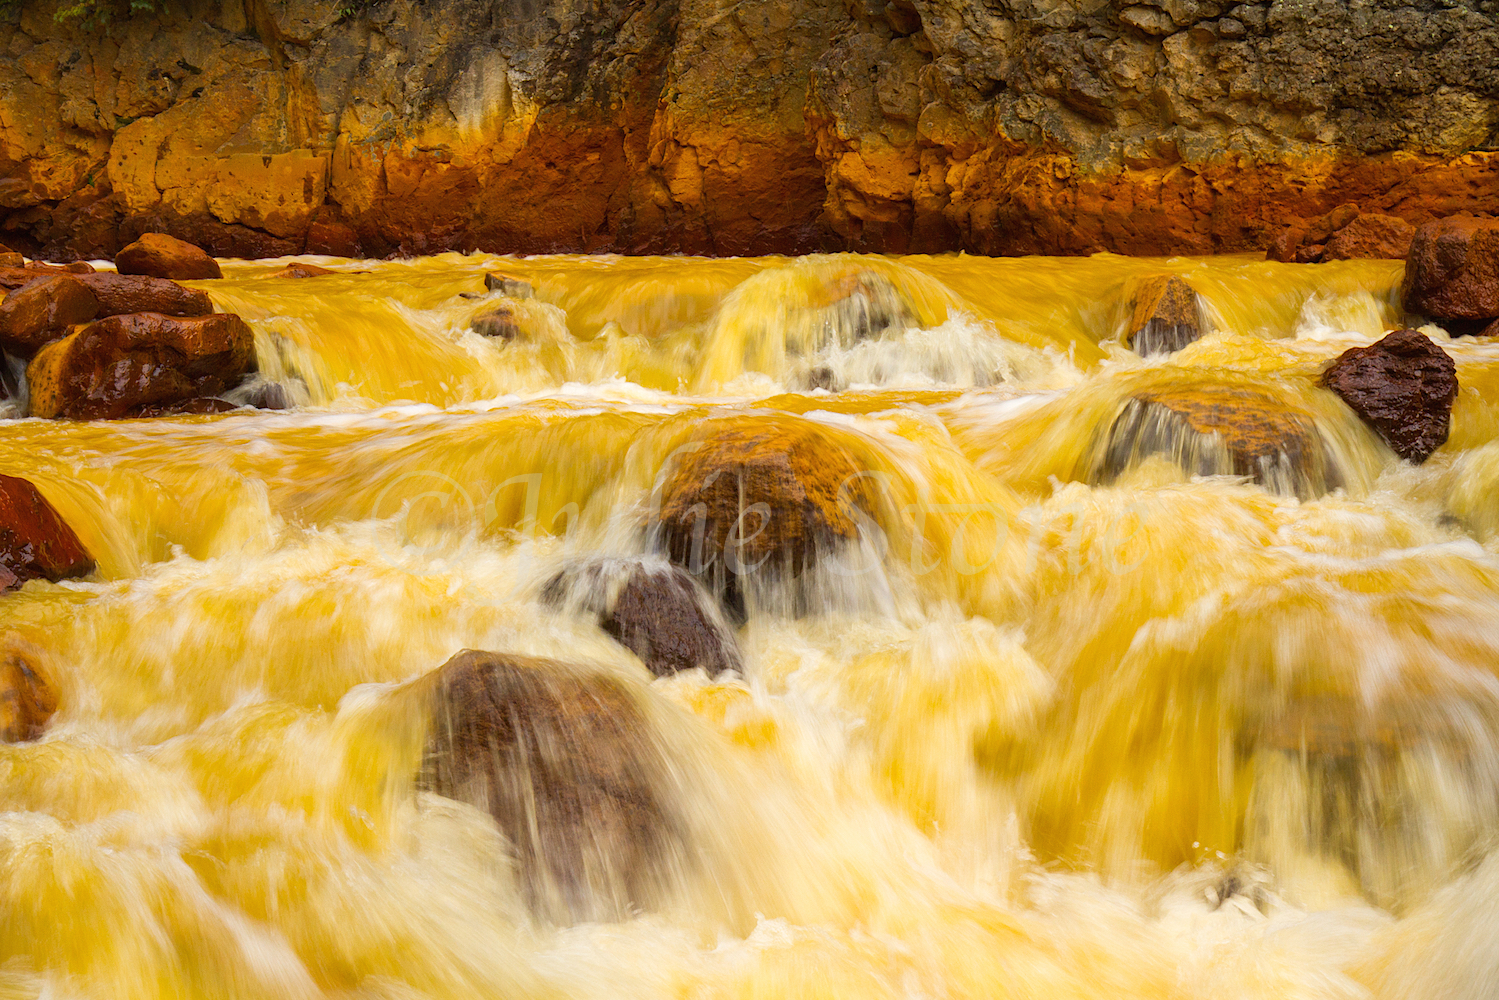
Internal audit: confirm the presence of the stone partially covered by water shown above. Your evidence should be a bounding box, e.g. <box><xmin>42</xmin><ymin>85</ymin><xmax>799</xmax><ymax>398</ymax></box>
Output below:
<box><xmin>1321</xmin><ymin>329</ymin><xmax>1457</xmax><ymax>463</ymax></box>
<box><xmin>0</xmin><ymin>473</ymin><xmax>93</xmax><ymax>587</ymax></box>
<box><xmin>1124</xmin><ymin>274</ymin><xmax>1201</xmax><ymax>356</ymax></box>
<box><xmin>0</xmin><ymin>637</ymin><xmax>58</xmax><ymax>743</ymax></box>
<box><xmin>418</xmin><ymin>650</ymin><xmax>685</xmax><ymax>924</ymax></box>
<box><xmin>1095</xmin><ymin>383</ymin><xmax>1337</xmax><ymax>498</ymax></box>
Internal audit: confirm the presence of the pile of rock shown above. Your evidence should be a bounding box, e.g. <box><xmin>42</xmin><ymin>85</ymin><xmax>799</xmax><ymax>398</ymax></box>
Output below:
<box><xmin>1267</xmin><ymin>205</ymin><xmax>1416</xmax><ymax>263</ymax></box>
<box><xmin>1400</xmin><ymin>216</ymin><xmax>1499</xmax><ymax>337</ymax></box>
<box><xmin>0</xmin><ymin>233</ymin><xmax>262</xmax><ymax>418</ymax></box>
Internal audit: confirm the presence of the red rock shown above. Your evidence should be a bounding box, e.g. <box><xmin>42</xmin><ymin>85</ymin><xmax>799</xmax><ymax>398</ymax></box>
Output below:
<box><xmin>114</xmin><ymin>233</ymin><xmax>222</xmax><ymax>281</ymax></box>
<box><xmin>1266</xmin><ymin>225</ymin><xmax>1308</xmax><ymax>262</ymax></box>
<box><xmin>1321</xmin><ymin>329</ymin><xmax>1457</xmax><ymax>463</ymax></box>
<box><xmin>1125</xmin><ymin>274</ymin><xmax>1200</xmax><ymax>355</ymax></box>
<box><xmin>0</xmin><ymin>262</ymin><xmax>93</xmax><ymax>290</ymax></box>
<box><xmin>74</xmin><ymin>273</ymin><xmax>213</xmax><ymax>318</ymax></box>
<box><xmin>0</xmin><ymin>638</ymin><xmax>59</xmax><ymax>742</ymax></box>
<box><xmin>269</xmin><ymin>262</ymin><xmax>337</xmax><ymax>278</ymax></box>
<box><xmin>0</xmin><ymin>276</ymin><xmax>100</xmax><ymax>357</ymax></box>
<box><xmin>1292</xmin><ymin>243</ymin><xmax>1327</xmax><ymax>264</ymax></box>
<box><xmin>0</xmin><ymin>474</ymin><xmax>94</xmax><ymax>584</ymax></box>
<box><xmin>1321</xmin><ymin>214</ymin><xmax>1417</xmax><ymax>260</ymax></box>
<box><xmin>26</xmin><ymin>312</ymin><xmax>256</xmax><ymax>420</ymax></box>
<box><xmin>1305</xmin><ymin>203</ymin><xmax>1361</xmax><ymax>243</ymax></box>
<box><xmin>304</xmin><ymin>214</ymin><xmax>362</xmax><ymax>257</ymax></box>
<box><xmin>0</xmin><ymin>253</ymin><xmax>21</xmax><ymax>268</ymax></box>
<box><xmin>1401</xmin><ymin>216</ymin><xmax>1499</xmax><ymax>320</ymax></box>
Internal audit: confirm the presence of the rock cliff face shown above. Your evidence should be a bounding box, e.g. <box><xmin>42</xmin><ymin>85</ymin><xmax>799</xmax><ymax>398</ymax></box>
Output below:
<box><xmin>3</xmin><ymin>0</ymin><xmax>1498</xmax><ymax>259</ymax></box>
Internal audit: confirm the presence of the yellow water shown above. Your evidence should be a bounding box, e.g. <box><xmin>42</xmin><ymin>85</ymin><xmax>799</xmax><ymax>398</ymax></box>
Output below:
<box><xmin>3</xmin><ymin>250</ymin><xmax>1499</xmax><ymax>998</ymax></box>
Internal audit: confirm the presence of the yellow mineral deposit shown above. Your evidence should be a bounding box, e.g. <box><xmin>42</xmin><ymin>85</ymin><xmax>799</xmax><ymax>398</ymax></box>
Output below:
<box><xmin>1</xmin><ymin>249</ymin><xmax>1497</xmax><ymax>1000</ymax></box>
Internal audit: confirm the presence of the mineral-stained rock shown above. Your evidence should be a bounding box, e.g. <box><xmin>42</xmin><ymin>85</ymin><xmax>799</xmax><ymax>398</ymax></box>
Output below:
<box><xmin>1096</xmin><ymin>384</ymin><xmax>1336</xmax><ymax>498</ymax></box>
<box><xmin>1321</xmin><ymin>329</ymin><xmax>1457</xmax><ymax>463</ymax></box>
<box><xmin>114</xmin><ymin>234</ymin><xmax>222</xmax><ymax>281</ymax></box>
<box><xmin>1124</xmin><ymin>275</ymin><xmax>1200</xmax><ymax>355</ymax></box>
<box><xmin>543</xmin><ymin>559</ymin><xmax>742</xmax><ymax>677</ymax></box>
<box><xmin>27</xmin><ymin>312</ymin><xmax>256</xmax><ymax>420</ymax></box>
<box><xmin>471</xmin><ymin>304</ymin><xmax>523</xmax><ymax>340</ymax></box>
<box><xmin>0</xmin><ymin>474</ymin><xmax>94</xmax><ymax>585</ymax></box>
<box><xmin>74</xmin><ymin>273</ymin><xmax>214</xmax><ymax>319</ymax></box>
<box><xmin>419</xmin><ymin>649</ymin><xmax>684</xmax><ymax>922</ymax></box>
<box><xmin>484</xmin><ymin>272</ymin><xmax>535</xmax><ymax>298</ymax></box>
<box><xmin>653</xmin><ymin>420</ymin><xmax>875</xmax><ymax>585</ymax></box>
<box><xmin>1305</xmin><ymin>204</ymin><xmax>1362</xmax><ymax>245</ymax></box>
<box><xmin>0</xmin><ymin>638</ymin><xmax>59</xmax><ymax>743</ymax></box>
<box><xmin>0</xmin><ymin>253</ymin><xmax>21</xmax><ymax>268</ymax></box>
<box><xmin>271</xmin><ymin>262</ymin><xmax>337</xmax><ymax>278</ymax></box>
<box><xmin>1402</xmin><ymin>216</ymin><xmax>1499</xmax><ymax>321</ymax></box>
<box><xmin>1321</xmin><ymin>214</ymin><xmax>1417</xmax><ymax>261</ymax></box>
<box><xmin>133</xmin><ymin>397</ymin><xmax>241</xmax><ymax>418</ymax></box>
<box><xmin>0</xmin><ymin>276</ymin><xmax>100</xmax><ymax>357</ymax></box>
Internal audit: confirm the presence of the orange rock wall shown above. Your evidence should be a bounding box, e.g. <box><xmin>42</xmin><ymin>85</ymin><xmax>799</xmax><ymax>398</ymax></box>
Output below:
<box><xmin>3</xmin><ymin>0</ymin><xmax>1498</xmax><ymax>259</ymax></box>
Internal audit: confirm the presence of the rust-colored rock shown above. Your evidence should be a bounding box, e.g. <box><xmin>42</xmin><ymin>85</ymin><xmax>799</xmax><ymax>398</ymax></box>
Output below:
<box><xmin>0</xmin><ymin>474</ymin><xmax>94</xmax><ymax>585</ymax></box>
<box><xmin>271</xmin><ymin>262</ymin><xmax>337</xmax><ymax>278</ymax></box>
<box><xmin>1321</xmin><ymin>214</ymin><xmax>1416</xmax><ymax>261</ymax></box>
<box><xmin>305</xmin><ymin>215</ymin><xmax>362</xmax><ymax>257</ymax></box>
<box><xmin>27</xmin><ymin>312</ymin><xmax>256</xmax><ymax>420</ymax></box>
<box><xmin>419</xmin><ymin>649</ymin><xmax>683</xmax><ymax>922</ymax></box>
<box><xmin>544</xmin><ymin>560</ymin><xmax>742</xmax><ymax>678</ymax></box>
<box><xmin>484</xmin><ymin>272</ymin><xmax>535</xmax><ymax>298</ymax></box>
<box><xmin>1124</xmin><ymin>275</ymin><xmax>1200</xmax><ymax>355</ymax></box>
<box><xmin>133</xmin><ymin>397</ymin><xmax>240</xmax><ymax>418</ymax></box>
<box><xmin>1402</xmin><ymin>216</ymin><xmax>1499</xmax><ymax>321</ymax></box>
<box><xmin>653</xmin><ymin>421</ymin><xmax>875</xmax><ymax>587</ymax></box>
<box><xmin>1097</xmin><ymin>384</ymin><xmax>1335</xmax><ymax>498</ymax></box>
<box><xmin>114</xmin><ymin>234</ymin><xmax>222</xmax><ymax>281</ymax></box>
<box><xmin>0</xmin><ymin>253</ymin><xmax>21</xmax><ymax>268</ymax></box>
<box><xmin>1321</xmin><ymin>329</ymin><xmax>1457</xmax><ymax>463</ymax></box>
<box><xmin>0</xmin><ymin>638</ymin><xmax>59</xmax><ymax>743</ymax></box>
<box><xmin>0</xmin><ymin>276</ymin><xmax>99</xmax><ymax>357</ymax></box>
<box><xmin>0</xmin><ymin>262</ymin><xmax>94</xmax><ymax>290</ymax></box>
<box><xmin>74</xmin><ymin>273</ymin><xmax>213</xmax><ymax>319</ymax></box>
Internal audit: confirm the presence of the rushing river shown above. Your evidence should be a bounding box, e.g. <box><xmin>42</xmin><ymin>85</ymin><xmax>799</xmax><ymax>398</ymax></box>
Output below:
<box><xmin>2</xmin><ymin>250</ymin><xmax>1498</xmax><ymax>999</ymax></box>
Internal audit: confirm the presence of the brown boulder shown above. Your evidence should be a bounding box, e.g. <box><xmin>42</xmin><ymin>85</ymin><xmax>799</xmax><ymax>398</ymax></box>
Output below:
<box><xmin>1305</xmin><ymin>203</ymin><xmax>1361</xmax><ymax>244</ymax></box>
<box><xmin>1124</xmin><ymin>274</ymin><xmax>1201</xmax><ymax>355</ymax></box>
<box><xmin>0</xmin><ymin>261</ymin><xmax>95</xmax><ymax>290</ymax></box>
<box><xmin>75</xmin><ymin>273</ymin><xmax>213</xmax><ymax>318</ymax></box>
<box><xmin>471</xmin><ymin>303</ymin><xmax>523</xmax><ymax>340</ymax></box>
<box><xmin>1321</xmin><ymin>329</ymin><xmax>1457</xmax><ymax>463</ymax></box>
<box><xmin>1401</xmin><ymin>216</ymin><xmax>1499</xmax><ymax>321</ymax></box>
<box><xmin>1321</xmin><ymin>214</ymin><xmax>1417</xmax><ymax>260</ymax></box>
<box><xmin>484</xmin><ymin>272</ymin><xmax>535</xmax><ymax>298</ymax></box>
<box><xmin>1096</xmin><ymin>384</ymin><xmax>1336</xmax><ymax>498</ymax></box>
<box><xmin>271</xmin><ymin>262</ymin><xmax>337</xmax><ymax>278</ymax></box>
<box><xmin>0</xmin><ymin>253</ymin><xmax>21</xmax><ymax>268</ymax></box>
<box><xmin>0</xmin><ymin>474</ymin><xmax>94</xmax><ymax>585</ymax></box>
<box><xmin>114</xmin><ymin>233</ymin><xmax>222</xmax><ymax>281</ymax></box>
<box><xmin>543</xmin><ymin>560</ymin><xmax>742</xmax><ymax>677</ymax></box>
<box><xmin>419</xmin><ymin>650</ymin><xmax>683</xmax><ymax>922</ymax></box>
<box><xmin>305</xmin><ymin>216</ymin><xmax>362</xmax><ymax>258</ymax></box>
<box><xmin>27</xmin><ymin>312</ymin><xmax>256</xmax><ymax>420</ymax></box>
<box><xmin>0</xmin><ymin>638</ymin><xmax>58</xmax><ymax>743</ymax></box>
<box><xmin>1292</xmin><ymin>243</ymin><xmax>1327</xmax><ymax>264</ymax></box>
<box><xmin>0</xmin><ymin>276</ymin><xmax>99</xmax><ymax>358</ymax></box>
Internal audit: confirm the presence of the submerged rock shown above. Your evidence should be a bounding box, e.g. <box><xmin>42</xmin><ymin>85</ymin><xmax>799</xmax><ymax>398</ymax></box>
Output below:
<box><xmin>0</xmin><ymin>474</ymin><xmax>93</xmax><ymax>586</ymax></box>
<box><xmin>1124</xmin><ymin>275</ymin><xmax>1200</xmax><ymax>355</ymax></box>
<box><xmin>1401</xmin><ymin>216</ymin><xmax>1499</xmax><ymax>330</ymax></box>
<box><xmin>270</xmin><ymin>262</ymin><xmax>337</xmax><ymax>278</ymax></box>
<box><xmin>544</xmin><ymin>560</ymin><xmax>742</xmax><ymax>678</ymax></box>
<box><xmin>27</xmin><ymin>312</ymin><xmax>256</xmax><ymax>420</ymax></box>
<box><xmin>1321</xmin><ymin>329</ymin><xmax>1457</xmax><ymax>463</ymax></box>
<box><xmin>1096</xmin><ymin>384</ymin><xmax>1335</xmax><ymax>498</ymax></box>
<box><xmin>484</xmin><ymin>272</ymin><xmax>534</xmax><ymax>298</ymax></box>
<box><xmin>0</xmin><ymin>639</ymin><xmax>58</xmax><ymax>743</ymax></box>
<box><xmin>0</xmin><ymin>276</ymin><xmax>100</xmax><ymax>358</ymax></box>
<box><xmin>114</xmin><ymin>233</ymin><xmax>222</xmax><ymax>281</ymax></box>
<box><xmin>419</xmin><ymin>650</ymin><xmax>683</xmax><ymax>923</ymax></box>
<box><xmin>471</xmin><ymin>303</ymin><xmax>523</xmax><ymax>340</ymax></box>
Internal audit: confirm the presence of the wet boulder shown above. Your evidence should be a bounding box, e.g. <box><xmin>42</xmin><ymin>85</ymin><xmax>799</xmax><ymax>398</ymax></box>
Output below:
<box><xmin>75</xmin><ymin>273</ymin><xmax>213</xmax><ymax>318</ymax></box>
<box><xmin>1124</xmin><ymin>274</ymin><xmax>1201</xmax><ymax>355</ymax></box>
<box><xmin>471</xmin><ymin>303</ymin><xmax>523</xmax><ymax>340</ymax></box>
<box><xmin>1096</xmin><ymin>384</ymin><xmax>1335</xmax><ymax>498</ymax></box>
<box><xmin>0</xmin><ymin>276</ymin><xmax>100</xmax><ymax>357</ymax></box>
<box><xmin>543</xmin><ymin>559</ymin><xmax>742</xmax><ymax>677</ymax></box>
<box><xmin>419</xmin><ymin>650</ymin><xmax>684</xmax><ymax>922</ymax></box>
<box><xmin>27</xmin><ymin>312</ymin><xmax>256</xmax><ymax>420</ymax></box>
<box><xmin>114</xmin><ymin>233</ymin><xmax>222</xmax><ymax>281</ymax></box>
<box><xmin>0</xmin><ymin>639</ymin><xmax>58</xmax><ymax>742</ymax></box>
<box><xmin>0</xmin><ymin>262</ymin><xmax>95</xmax><ymax>290</ymax></box>
<box><xmin>1321</xmin><ymin>329</ymin><xmax>1456</xmax><ymax>463</ymax></box>
<box><xmin>484</xmin><ymin>271</ymin><xmax>535</xmax><ymax>298</ymax></box>
<box><xmin>1401</xmin><ymin>216</ymin><xmax>1499</xmax><ymax>331</ymax></box>
<box><xmin>0</xmin><ymin>474</ymin><xmax>94</xmax><ymax>586</ymax></box>
<box><xmin>271</xmin><ymin>262</ymin><xmax>337</xmax><ymax>278</ymax></box>
<box><xmin>1321</xmin><ymin>214</ymin><xmax>1417</xmax><ymax>261</ymax></box>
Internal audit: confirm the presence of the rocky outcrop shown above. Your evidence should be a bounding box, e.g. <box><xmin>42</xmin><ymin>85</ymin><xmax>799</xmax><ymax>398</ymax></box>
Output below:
<box><xmin>1321</xmin><ymin>329</ymin><xmax>1457</xmax><ymax>463</ymax></box>
<box><xmin>0</xmin><ymin>638</ymin><xmax>58</xmax><ymax>742</ymax></box>
<box><xmin>1402</xmin><ymin>216</ymin><xmax>1499</xmax><ymax>335</ymax></box>
<box><xmin>26</xmin><ymin>311</ymin><xmax>255</xmax><ymax>419</ymax></box>
<box><xmin>114</xmin><ymin>233</ymin><xmax>222</xmax><ymax>280</ymax></box>
<box><xmin>419</xmin><ymin>649</ymin><xmax>684</xmax><ymax>922</ymax></box>
<box><xmin>0</xmin><ymin>474</ymin><xmax>93</xmax><ymax>587</ymax></box>
<box><xmin>3</xmin><ymin>0</ymin><xmax>1499</xmax><ymax>258</ymax></box>
<box><xmin>544</xmin><ymin>559</ymin><xmax>742</xmax><ymax>677</ymax></box>
<box><xmin>1270</xmin><ymin>206</ymin><xmax>1416</xmax><ymax>263</ymax></box>
<box><xmin>1124</xmin><ymin>274</ymin><xmax>1199</xmax><ymax>355</ymax></box>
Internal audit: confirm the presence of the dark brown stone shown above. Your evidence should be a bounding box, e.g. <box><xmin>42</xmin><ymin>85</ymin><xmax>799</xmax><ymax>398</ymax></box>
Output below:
<box><xmin>1305</xmin><ymin>203</ymin><xmax>1361</xmax><ymax>244</ymax></box>
<box><xmin>114</xmin><ymin>233</ymin><xmax>223</xmax><ymax>281</ymax></box>
<box><xmin>270</xmin><ymin>262</ymin><xmax>337</xmax><ymax>278</ymax></box>
<box><xmin>0</xmin><ymin>639</ymin><xmax>59</xmax><ymax>743</ymax></box>
<box><xmin>1292</xmin><ymin>242</ymin><xmax>1327</xmax><ymax>264</ymax></box>
<box><xmin>1266</xmin><ymin>224</ymin><xmax>1308</xmax><ymax>262</ymax></box>
<box><xmin>26</xmin><ymin>312</ymin><xmax>256</xmax><ymax>420</ymax></box>
<box><xmin>0</xmin><ymin>276</ymin><xmax>100</xmax><ymax>358</ymax></box>
<box><xmin>1321</xmin><ymin>213</ymin><xmax>1416</xmax><ymax>260</ymax></box>
<box><xmin>419</xmin><ymin>650</ymin><xmax>683</xmax><ymax>922</ymax></box>
<box><xmin>1321</xmin><ymin>328</ymin><xmax>1457</xmax><ymax>463</ymax></box>
<box><xmin>1125</xmin><ymin>274</ymin><xmax>1200</xmax><ymax>355</ymax></box>
<box><xmin>74</xmin><ymin>273</ymin><xmax>213</xmax><ymax>318</ymax></box>
<box><xmin>0</xmin><ymin>262</ymin><xmax>94</xmax><ymax>290</ymax></box>
<box><xmin>0</xmin><ymin>474</ymin><xmax>94</xmax><ymax>585</ymax></box>
<box><xmin>133</xmin><ymin>397</ymin><xmax>240</xmax><ymax>418</ymax></box>
<box><xmin>484</xmin><ymin>272</ymin><xmax>535</xmax><ymax>298</ymax></box>
<box><xmin>471</xmin><ymin>304</ymin><xmax>523</xmax><ymax>340</ymax></box>
<box><xmin>305</xmin><ymin>213</ymin><xmax>363</xmax><ymax>258</ymax></box>
<box><xmin>1401</xmin><ymin>215</ymin><xmax>1499</xmax><ymax>320</ymax></box>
